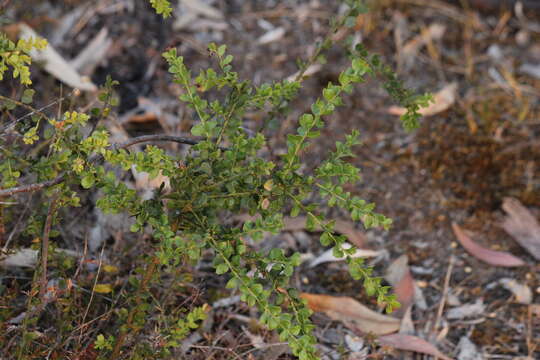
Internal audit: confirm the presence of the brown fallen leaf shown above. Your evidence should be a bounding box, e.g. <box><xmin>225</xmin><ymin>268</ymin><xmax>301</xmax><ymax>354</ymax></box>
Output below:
<box><xmin>501</xmin><ymin>197</ymin><xmax>540</xmax><ymax>261</ymax></box>
<box><xmin>300</xmin><ymin>293</ymin><xmax>400</xmax><ymax>335</ymax></box>
<box><xmin>388</xmin><ymin>82</ymin><xmax>457</xmax><ymax>117</ymax></box>
<box><xmin>384</xmin><ymin>255</ymin><xmax>414</xmax><ymax>318</ymax></box>
<box><xmin>378</xmin><ymin>333</ymin><xmax>453</xmax><ymax>360</ymax></box>
<box><xmin>452</xmin><ymin>222</ymin><xmax>526</xmax><ymax>267</ymax></box>
<box><xmin>283</xmin><ymin>216</ymin><xmax>367</xmax><ymax>248</ymax></box>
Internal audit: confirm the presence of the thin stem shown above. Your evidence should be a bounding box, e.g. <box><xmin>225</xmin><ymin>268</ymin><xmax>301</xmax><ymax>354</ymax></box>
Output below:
<box><xmin>115</xmin><ymin>134</ymin><xmax>201</xmax><ymax>149</ymax></box>
<box><xmin>0</xmin><ymin>90</ymin><xmax>76</xmax><ymax>135</ymax></box>
<box><xmin>216</xmin><ymin>100</ymin><xmax>238</xmax><ymax>145</ymax></box>
<box><xmin>39</xmin><ymin>194</ymin><xmax>59</xmax><ymax>301</ymax></box>
<box><xmin>0</xmin><ymin>176</ymin><xmax>64</xmax><ymax>197</ymax></box>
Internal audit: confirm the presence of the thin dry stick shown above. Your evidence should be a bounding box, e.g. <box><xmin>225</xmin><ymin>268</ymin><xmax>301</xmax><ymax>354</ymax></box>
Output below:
<box><xmin>79</xmin><ymin>243</ymin><xmax>106</xmax><ymax>342</ymax></box>
<box><xmin>526</xmin><ymin>305</ymin><xmax>537</xmax><ymax>358</ymax></box>
<box><xmin>3</xmin><ymin>193</ymin><xmax>32</xmax><ymax>251</ymax></box>
<box><xmin>0</xmin><ymin>176</ymin><xmax>64</xmax><ymax>197</ymax></box>
<box><xmin>114</xmin><ymin>134</ymin><xmax>201</xmax><ymax>149</ymax></box>
<box><xmin>39</xmin><ymin>195</ymin><xmax>59</xmax><ymax>301</ymax></box>
<box><xmin>0</xmin><ymin>90</ymin><xmax>77</xmax><ymax>134</ymax></box>
<box><xmin>432</xmin><ymin>254</ymin><xmax>455</xmax><ymax>339</ymax></box>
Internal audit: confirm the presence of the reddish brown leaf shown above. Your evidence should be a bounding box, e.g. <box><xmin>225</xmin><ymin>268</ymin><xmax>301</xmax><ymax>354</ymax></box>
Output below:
<box><xmin>384</xmin><ymin>255</ymin><xmax>414</xmax><ymax>318</ymax></box>
<box><xmin>452</xmin><ymin>223</ymin><xmax>526</xmax><ymax>267</ymax></box>
<box><xmin>284</xmin><ymin>217</ymin><xmax>367</xmax><ymax>248</ymax></box>
<box><xmin>502</xmin><ymin>197</ymin><xmax>540</xmax><ymax>261</ymax></box>
<box><xmin>300</xmin><ymin>293</ymin><xmax>400</xmax><ymax>335</ymax></box>
<box><xmin>378</xmin><ymin>334</ymin><xmax>453</xmax><ymax>360</ymax></box>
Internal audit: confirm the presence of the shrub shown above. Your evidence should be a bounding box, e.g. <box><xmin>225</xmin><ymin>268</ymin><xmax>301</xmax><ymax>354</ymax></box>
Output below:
<box><xmin>0</xmin><ymin>1</ymin><xmax>431</xmax><ymax>359</ymax></box>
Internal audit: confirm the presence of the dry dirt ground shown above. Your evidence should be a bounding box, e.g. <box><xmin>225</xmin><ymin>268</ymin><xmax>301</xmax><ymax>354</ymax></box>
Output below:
<box><xmin>1</xmin><ymin>0</ymin><xmax>539</xmax><ymax>359</ymax></box>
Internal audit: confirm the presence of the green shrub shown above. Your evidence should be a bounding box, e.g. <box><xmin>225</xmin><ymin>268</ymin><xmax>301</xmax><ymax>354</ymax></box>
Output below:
<box><xmin>0</xmin><ymin>1</ymin><xmax>431</xmax><ymax>359</ymax></box>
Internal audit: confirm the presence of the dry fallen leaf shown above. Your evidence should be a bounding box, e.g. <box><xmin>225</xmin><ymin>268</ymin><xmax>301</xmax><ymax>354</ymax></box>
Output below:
<box><xmin>93</xmin><ymin>284</ymin><xmax>113</xmax><ymax>294</ymax></box>
<box><xmin>174</xmin><ymin>0</ymin><xmax>226</xmax><ymax>31</ymax></box>
<box><xmin>400</xmin><ymin>23</ymin><xmax>446</xmax><ymax>66</ymax></box>
<box><xmin>378</xmin><ymin>333</ymin><xmax>453</xmax><ymax>360</ymax></box>
<box><xmin>384</xmin><ymin>255</ymin><xmax>415</xmax><ymax>317</ymax></box>
<box><xmin>499</xmin><ymin>278</ymin><xmax>532</xmax><ymax>304</ymax></box>
<box><xmin>452</xmin><ymin>222</ymin><xmax>526</xmax><ymax>267</ymax></box>
<box><xmin>309</xmin><ymin>243</ymin><xmax>382</xmax><ymax>268</ymax></box>
<box><xmin>447</xmin><ymin>298</ymin><xmax>485</xmax><ymax>320</ymax></box>
<box><xmin>388</xmin><ymin>82</ymin><xmax>457</xmax><ymax>117</ymax></box>
<box><xmin>287</xmin><ymin>63</ymin><xmax>322</xmax><ymax>82</ymax></box>
<box><xmin>501</xmin><ymin>197</ymin><xmax>540</xmax><ymax>261</ymax></box>
<box><xmin>242</xmin><ymin>326</ymin><xmax>266</xmax><ymax>349</ymax></box>
<box><xmin>258</xmin><ymin>27</ymin><xmax>286</xmax><ymax>45</ymax></box>
<box><xmin>0</xmin><ymin>248</ymin><xmax>80</xmax><ymax>268</ymax></box>
<box><xmin>182</xmin><ymin>0</ymin><xmax>223</xmax><ymax>19</ymax></box>
<box><xmin>132</xmin><ymin>166</ymin><xmax>171</xmax><ymax>200</ymax></box>
<box><xmin>300</xmin><ymin>293</ymin><xmax>400</xmax><ymax>335</ymax></box>
<box><xmin>520</xmin><ymin>63</ymin><xmax>540</xmax><ymax>80</ymax></box>
<box><xmin>283</xmin><ymin>216</ymin><xmax>367</xmax><ymax>248</ymax></box>
<box><xmin>456</xmin><ymin>336</ymin><xmax>482</xmax><ymax>360</ymax></box>
<box><xmin>69</xmin><ymin>27</ymin><xmax>112</xmax><ymax>76</ymax></box>
<box><xmin>18</xmin><ymin>23</ymin><xmax>97</xmax><ymax>91</ymax></box>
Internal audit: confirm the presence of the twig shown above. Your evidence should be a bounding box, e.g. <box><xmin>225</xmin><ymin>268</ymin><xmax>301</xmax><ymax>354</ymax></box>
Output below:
<box><xmin>432</xmin><ymin>254</ymin><xmax>455</xmax><ymax>338</ymax></box>
<box><xmin>39</xmin><ymin>195</ymin><xmax>59</xmax><ymax>301</ymax></box>
<box><xmin>115</xmin><ymin>134</ymin><xmax>201</xmax><ymax>149</ymax></box>
<box><xmin>0</xmin><ymin>134</ymin><xmax>208</xmax><ymax>197</ymax></box>
<box><xmin>0</xmin><ymin>90</ymin><xmax>76</xmax><ymax>135</ymax></box>
<box><xmin>3</xmin><ymin>193</ymin><xmax>33</xmax><ymax>251</ymax></box>
<box><xmin>79</xmin><ymin>243</ymin><xmax>105</xmax><ymax>342</ymax></box>
<box><xmin>0</xmin><ymin>175</ymin><xmax>64</xmax><ymax>197</ymax></box>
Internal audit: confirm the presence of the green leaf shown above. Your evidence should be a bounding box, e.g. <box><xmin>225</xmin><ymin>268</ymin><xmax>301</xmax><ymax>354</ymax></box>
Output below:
<box><xmin>215</xmin><ymin>263</ymin><xmax>228</xmax><ymax>275</ymax></box>
<box><xmin>21</xmin><ymin>88</ymin><xmax>35</xmax><ymax>104</ymax></box>
<box><xmin>290</xmin><ymin>205</ymin><xmax>301</xmax><ymax>217</ymax></box>
<box><xmin>81</xmin><ymin>175</ymin><xmax>95</xmax><ymax>189</ymax></box>
<box><xmin>148</xmin><ymin>0</ymin><xmax>172</xmax><ymax>18</ymax></box>
<box><xmin>191</xmin><ymin>123</ymin><xmax>205</xmax><ymax>136</ymax></box>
